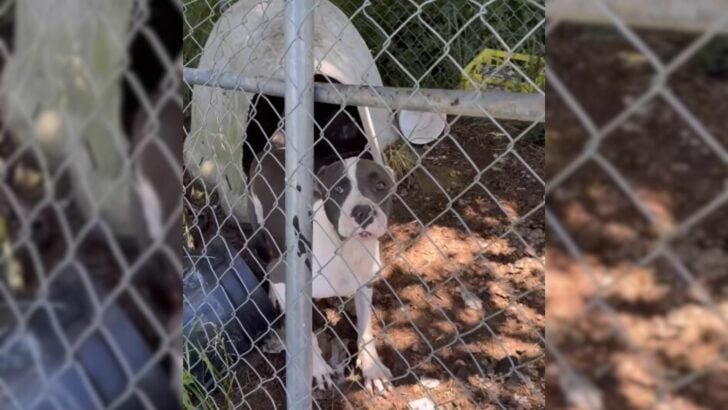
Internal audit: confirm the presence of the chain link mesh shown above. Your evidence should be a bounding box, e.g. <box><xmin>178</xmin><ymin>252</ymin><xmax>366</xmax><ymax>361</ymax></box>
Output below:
<box><xmin>183</xmin><ymin>0</ymin><xmax>545</xmax><ymax>408</ymax></box>
<box><xmin>547</xmin><ymin>1</ymin><xmax>727</xmax><ymax>409</ymax></box>
<box><xmin>0</xmin><ymin>0</ymin><xmax>183</xmax><ymax>408</ymax></box>
<box><xmin>0</xmin><ymin>0</ymin><xmax>721</xmax><ymax>408</ymax></box>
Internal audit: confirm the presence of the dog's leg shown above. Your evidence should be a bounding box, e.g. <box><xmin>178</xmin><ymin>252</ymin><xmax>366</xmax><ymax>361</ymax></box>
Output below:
<box><xmin>261</xmin><ymin>279</ymin><xmax>286</xmax><ymax>354</ymax></box>
<box><xmin>269</xmin><ymin>281</ymin><xmax>335</xmax><ymax>390</ymax></box>
<box><xmin>355</xmin><ymin>285</ymin><xmax>392</xmax><ymax>394</ymax></box>
<box><xmin>311</xmin><ymin>329</ymin><xmax>335</xmax><ymax>390</ymax></box>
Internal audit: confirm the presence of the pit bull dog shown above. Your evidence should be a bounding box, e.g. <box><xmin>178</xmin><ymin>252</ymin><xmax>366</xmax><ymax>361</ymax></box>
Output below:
<box><xmin>247</xmin><ymin>140</ymin><xmax>395</xmax><ymax>394</ymax></box>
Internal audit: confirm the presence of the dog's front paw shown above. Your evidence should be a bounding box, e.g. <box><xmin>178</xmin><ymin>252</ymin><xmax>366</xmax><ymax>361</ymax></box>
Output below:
<box><xmin>313</xmin><ymin>352</ymin><xmax>335</xmax><ymax>390</ymax></box>
<box><xmin>357</xmin><ymin>353</ymin><xmax>393</xmax><ymax>395</ymax></box>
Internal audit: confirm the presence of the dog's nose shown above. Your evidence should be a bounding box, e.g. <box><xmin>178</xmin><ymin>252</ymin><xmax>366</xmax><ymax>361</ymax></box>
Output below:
<box><xmin>352</xmin><ymin>205</ymin><xmax>375</xmax><ymax>228</ymax></box>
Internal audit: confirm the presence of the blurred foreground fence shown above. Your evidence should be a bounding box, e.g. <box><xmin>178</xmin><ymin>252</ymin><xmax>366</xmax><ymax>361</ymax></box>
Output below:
<box><xmin>183</xmin><ymin>0</ymin><xmax>545</xmax><ymax>409</ymax></box>
<box><xmin>547</xmin><ymin>0</ymin><xmax>727</xmax><ymax>409</ymax></box>
<box><xmin>0</xmin><ymin>0</ymin><xmax>182</xmax><ymax>408</ymax></box>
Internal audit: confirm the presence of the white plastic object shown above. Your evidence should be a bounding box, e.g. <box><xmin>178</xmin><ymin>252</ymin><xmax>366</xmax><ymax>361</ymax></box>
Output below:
<box><xmin>398</xmin><ymin>110</ymin><xmax>447</xmax><ymax>145</ymax></box>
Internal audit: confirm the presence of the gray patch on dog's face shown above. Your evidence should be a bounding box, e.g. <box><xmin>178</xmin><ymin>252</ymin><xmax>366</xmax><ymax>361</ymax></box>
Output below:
<box><xmin>315</xmin><ymin>161</ymin><xmax>350</xmax><ymax>232</ymax></box>
<box><xmin>355</xmin><ymin>159</ymin><xmax>394</xmax><ymax>218</ymax></box>
<box><xmin>317</xmin><ymin>158</ymin><xmax>396</xmax><ymax>238</ymax></box>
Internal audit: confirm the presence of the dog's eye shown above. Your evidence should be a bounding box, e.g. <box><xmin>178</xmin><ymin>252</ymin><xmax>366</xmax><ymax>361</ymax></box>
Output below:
<box><xmin>375</xmin><ymin>181</ymin><xmax>387</xmax><ymax>191</ymax></box>
<box><xmin>333</xmin><ymin>185</ymin><xmax>344</xmax><ymax>194</ymax></box>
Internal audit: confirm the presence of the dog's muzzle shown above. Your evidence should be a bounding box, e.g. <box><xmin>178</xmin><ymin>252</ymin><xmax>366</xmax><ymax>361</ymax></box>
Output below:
<box><xmin>349</xmin><ymin>204</ymin><xmax>387</xmax><ymax>239</ymax></box>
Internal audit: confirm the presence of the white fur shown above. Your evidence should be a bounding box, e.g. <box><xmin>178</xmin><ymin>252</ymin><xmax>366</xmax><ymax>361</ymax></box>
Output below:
<box><xmin>266</xmin><ymin>173</ymin><xmax>392</xmax><ymax>391</ymax></box>
<box><xmin>337</xmin><ymin>158</ymin><xmax>359</xmax><ymax>237</ymax></box>
<box><xmin>137</xmin><ymin>175</ymin><xmax>163</xmax><ymax>240</ymax></box>
<box><xmin>355</xmin><ymin>285</ymin><xmax>391</xmax><ymax>391</ymax></box>
<box><xmin>268</xmin><ymin>198</ymin><xmax>383</xmax><ymax>298</ymax></box>
<box><xmin>250</xmin><ymin>192</ymin><xmax>265</xmax><ymax>226</ymax></box>
<box><xmin>310</xmin><ymin>202</ymin><xmax>391</xmax><ymax>392</ymax></box>
<box><xmin>312</xmin><ymin>198</ymin><xmax>382</xmax><ymax>297</ymax></box>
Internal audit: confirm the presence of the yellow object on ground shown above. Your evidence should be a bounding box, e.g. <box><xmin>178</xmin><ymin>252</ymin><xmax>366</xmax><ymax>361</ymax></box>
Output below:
<box><xmin>461</xmin><ymin>48</ymin><xmax>545</xmax><ymax>93</ymax></box>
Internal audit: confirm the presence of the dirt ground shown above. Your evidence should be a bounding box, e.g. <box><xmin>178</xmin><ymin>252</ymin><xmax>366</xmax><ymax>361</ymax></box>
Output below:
<box><xmin>186</xmin><ymin>117</ymin><xmax>546</xmax><ymax>409</ymax></box>
<box><xmin>547</xmin><ymin>25</ymin><xmax>728</xmax><ymax>409</ymax></box>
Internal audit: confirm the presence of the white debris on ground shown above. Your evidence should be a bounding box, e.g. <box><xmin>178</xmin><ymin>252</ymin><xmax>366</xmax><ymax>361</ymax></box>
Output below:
<box><xmin>460</xmin><ymin>286</ymin><xmax>484</xmax><ymax>310</ymax></box>
<box><xmin>420</xmin><ymin>378</ymin><xmax>440</xmax><ymax>389</ymax></box>
<box><xmin>559</xmin><ymin>368</ymin><xmax>604</xmax><ymax>410</ymax></box>
<box><xmin>408</xmin><ymin>397</ymin><xmax>437</xmax><ymax>410</ymax></box>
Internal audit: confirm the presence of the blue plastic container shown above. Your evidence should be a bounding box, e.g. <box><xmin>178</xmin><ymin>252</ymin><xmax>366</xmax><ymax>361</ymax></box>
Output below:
<box><xmin>183</xmin><ymin>241</ymin><xmax>277</xmax><ymax>387</ymax></box>
<box><xmin>0</xmin><ymin>266</ymin><xmax>177</xmax><ymax>409</ymax></box>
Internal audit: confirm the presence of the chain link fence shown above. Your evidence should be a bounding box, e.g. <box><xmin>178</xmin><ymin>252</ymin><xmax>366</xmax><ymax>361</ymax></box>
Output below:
<box><xmin>0</xmin><ymin>0</ymin><xmax>183</xmax><ymax>408</ymax></box>
<box><xmin>183</xmin><ymin>0</ymin><xmax>545</xmax><ymax>408</ymax></box>
<box><xmin>546</xmin><ymin>1</ymin><xmax>727</xmax><ymax>409</ymax></box>
<box><xmin>0</xmin><ymin>0</ymin><xmax>721</xmax><ymax>408</ymax></box>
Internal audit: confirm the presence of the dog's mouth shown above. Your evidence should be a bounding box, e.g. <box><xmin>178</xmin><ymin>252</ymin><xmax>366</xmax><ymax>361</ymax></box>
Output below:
<box><xmin>355</xmin><ymin>231</ymin><xmax>374</xmax><ymax>239</ymax></box>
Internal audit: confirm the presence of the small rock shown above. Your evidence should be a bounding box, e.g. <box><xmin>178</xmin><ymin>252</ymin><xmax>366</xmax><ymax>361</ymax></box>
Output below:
<box><xmin>408</xmin><ymin>397</ymin><xmax>436</xmax><ymax>410</ymax></box>
<box><xmin>559</xmin><ymin>370</ymin><xmax>604</xmax><ymax>410</ymax></box>
<box><xmin>512</xmin><ymin>394</ymin><xmax>531</xmax><ymax>410</ymax></box>
<box><xmin>261</xmin><ymin>327</ymin><xmax>286</xmax><ymax>354</ymax></box>
<box><xmin>460</xmin><ymin>287</ymin><xmax>483</xmax><ymax>311</ymax></box>
<box><xmin>420</xmin><ymin>377</ymin><xmax>440</xmax><ymax>389</ymax></box>
<box><xmin>261</xmin><ymin>333</ymin><xmax>285</xmax><ymax>354</ymax></box>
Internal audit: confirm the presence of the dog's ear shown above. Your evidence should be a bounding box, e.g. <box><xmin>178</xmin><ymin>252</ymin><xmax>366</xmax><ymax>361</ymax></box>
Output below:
<box><xmin>314</xmin><ymin>161</ymin><xmax>343</xmax><ymax>198</ymax></box>
<box><xmin>313</xmin><ymin>176</ymin><xmax>325</xmax><ymax>199</ymax></box>
<box><xmin>313</xmin><ymin>162</ymin><xmax>332</xmax><ymax>198</ymax></box>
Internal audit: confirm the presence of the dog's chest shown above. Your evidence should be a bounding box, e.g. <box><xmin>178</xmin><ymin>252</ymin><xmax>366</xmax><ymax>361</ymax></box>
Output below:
<box><xmin>311</xmin><ymin>208</ymin><xmax>381</xmax><ymax>298</ymax></box>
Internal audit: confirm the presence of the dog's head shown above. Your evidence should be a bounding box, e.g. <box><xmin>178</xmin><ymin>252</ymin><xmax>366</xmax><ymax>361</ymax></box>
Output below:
<box><xmin>315</xmin><ymin>157</ymin><xmax>395</xmax><ymax>240</ymax></box>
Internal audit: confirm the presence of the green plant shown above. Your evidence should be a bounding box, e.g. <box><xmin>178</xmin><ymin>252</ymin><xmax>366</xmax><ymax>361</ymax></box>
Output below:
<box><xmin>183</xmin><ymin>0</ymin><xmax>229</xmax><ymax>106</ymax></box>
<box><xmin>384</xmin><ymin>140</ymin><xmax>418</xmax><ymax>178</ymax></box>
<box><xmin>182</xmin><ymin>329</ymin><xmax>236</xmax><ymax>409</ymax></box>
<box><xmin>183</xmin><ymin>0</ymin><xmax>229</xmax><ymax>68</ymax></box>
<box><xmin>182</xmin><ymin>0</ymin><xmax>545</xmax><ymax>91</ymax></box>
<box><xmin>690</xmin><ymin>35</ymin><xmax>728</xmax><ymax>79</ymax></box>
<box><xmin>331</xmin><ymin>0</ymin><xmax>545</xmax><ymax>89</ymax></box>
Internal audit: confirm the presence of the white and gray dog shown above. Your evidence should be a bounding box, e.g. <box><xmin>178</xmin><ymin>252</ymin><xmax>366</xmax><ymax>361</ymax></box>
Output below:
<box><xmin>247</xmin><ymin>138</ymin><xmax>395</xmax><ymax>394</ymax></box>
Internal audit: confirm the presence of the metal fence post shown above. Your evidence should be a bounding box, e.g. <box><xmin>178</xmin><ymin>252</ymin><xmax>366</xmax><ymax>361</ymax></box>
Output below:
<box><xmin>284</xmin><ymin>0</ymin><xmax>315</xmax><ymax>408</ymax></box>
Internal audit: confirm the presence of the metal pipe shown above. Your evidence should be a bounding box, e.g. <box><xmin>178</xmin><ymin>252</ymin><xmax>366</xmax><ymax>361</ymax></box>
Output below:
<box><xmin>184</xmin><ymin>67</ymin><xmax>545</xmax><ymax>123</ymax></box>
<box><xmin>283</xmin><ymin>0</ymin><xmax>315</xmax><ymax>408</ymax></box>
<box><xmin>547</xmin><ymin>0</ymin><xmax>728</xmax><ymax>34</ymax></box>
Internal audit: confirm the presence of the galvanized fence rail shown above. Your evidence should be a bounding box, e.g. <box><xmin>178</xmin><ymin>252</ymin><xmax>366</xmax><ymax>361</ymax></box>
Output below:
<box><xmin>183</xmin><ymin>0</ymin><xmax>545</xmax><ymax>409</ymax></box>
<box><xmin>547</xmin><ymin>1</ymin><xmax>727</xmax><ymax>408</ymax></box>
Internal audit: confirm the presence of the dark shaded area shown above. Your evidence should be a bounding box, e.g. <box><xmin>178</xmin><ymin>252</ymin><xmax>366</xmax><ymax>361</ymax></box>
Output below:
<box><xmin>122</xmin><ymin>0</ymin><xmax>182</xmax><ymax>135</ymax></box>
<box><xmin>242</xmin><ymin>74</ymin><xmax>373</xmax><ymax>176</ymax></box>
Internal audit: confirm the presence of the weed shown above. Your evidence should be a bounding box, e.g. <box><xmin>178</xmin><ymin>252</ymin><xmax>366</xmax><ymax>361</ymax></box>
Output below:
<box><xmin>384</xmin><ymin>140</ymin><xmax>418</xmax><ymax>179</ymax></box>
